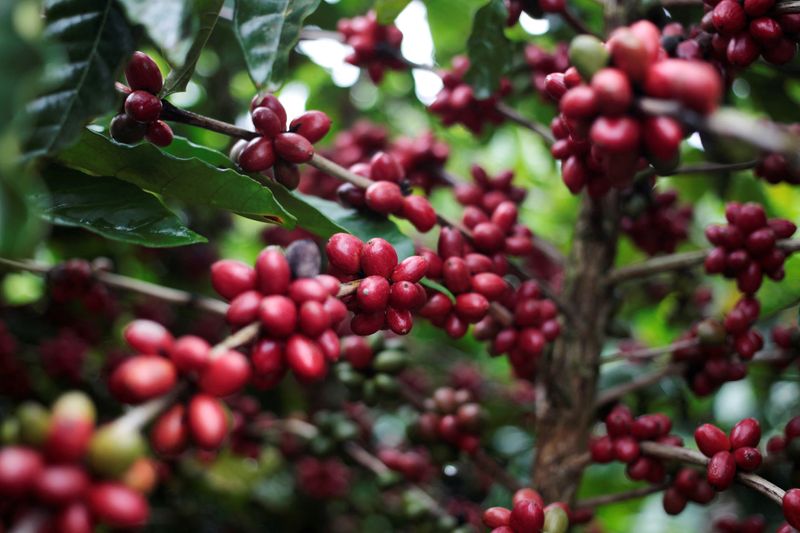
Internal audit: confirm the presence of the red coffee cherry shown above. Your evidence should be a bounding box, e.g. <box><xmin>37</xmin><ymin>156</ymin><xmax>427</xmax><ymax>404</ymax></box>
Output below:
<box><xmin>288</xmin><ymin>278</ymin><xmax>328</xmax><ymax>303</ymax></box>
<box><xmin>145</xmin><ymin>120</ymin><xmax>173</xmax><ymax>146</ymax></box>
<box><xmin>730</xmin><ymin>418</ymin><xmax>761</xmax><ymax>449</ymax></box>
<box><xmin>55</xmin><ymin>503</ymin><xmax>93</xmax><ymax>533</ymax></box>
<box><xmin>733</xmin><ymin>446</ymin><xmax>762</xmax><ymax>471</ymax></box>
<box><xmin>402</xmin><ymin>195</ymin><xmax>437</xmax><ymax>232</ymax></box>
<box><xmin>125</xmin><ymin>51</ymin><xmax>163</xmax><ymax>94</ymax></box>
<box><xmin>605</xmin><ymin>404</ymin><xmax>633</xmax><ymax>437</ymax></box>
<box><xmin>389</xmin><ymin>281</ymin><xmax>425</xmax><ymax>310</ymax></box>
<box><xmin>419</xmin><ymin>292</ymin><xmax>453</xmax><ymax>320</ymax></box>
<box><xmin>238</xmin><ymin>137</ymin><xmax>276</xmax><ymax>173</ymax></box>
<box><xmin>188</xmin><ymin>394</ymin><xmax>228</xmax><ymax>449</ymax></box>
<box><xmin>350</xmin><ymin>311</ymin><xmax>385</xmax><ymax>336</ymax></box>
<box><xmin>255</xmin><ymin>248</ymin><xmax>291</xmax><ymax>296</ymax></box>
<box><xmin>290</xmin><ymin>111</ymin><xmax>332</xmax><ymax>143</ymax></box>
<box><xmin>323</xmin><ymin>296</ymin><xmax>348</xmax><ymax>325</ymax></box>
<box><xmin>663</xmin><ymin>486</ymin><xmax>688</xmax><ymax>515</ymax></box>
<box><xmin>0</xmin><ymin>446</ymin><xmax>43</xmax><ymax>497</ymax></box>
<box><xmin>365</xmin><ymin>181</ymin><xmax>404</xmax><ymax>214</ymax></box>
<box><xmin>590</xmin><ymin>116</ymin><xmax>641</xmax><ymax>152</ymax></box>
<box><xmin>44</xmin><ymin>393</ymin><xmax>95</xmax><ymax>464</ymax></box>
<box><xmin>560</xmin><ymin>86</ymin><xmax>598</xmax><ymax>119</ymax></box>
<box><xmin>170</xmin><ymin>335</ymin><xmax>211</xmax><ymax>374</ymax></box>
<box><xmin>455</xmin><ymin>293</ymin><xmax>490</xmax><ymax>323</ymax></box>
<box><xmin>643</xmin><ymin>116</ymin><xmax>683</xmax><ymax>161</ymax></box>
<box><xmin>35</xmin><ymin>465</ymin><xmax>90</xmax><ymax>506</ymax></box>
<box><xmin>252</xmin><ymin>107</ymin><xmax>283</xmax><ymax>138</ymax></box>
<box><xmin>259</xmin><ymin>295</ymin><xmax>298</xmax><ymax>338</ymax></box>
<box><xmin>392</xmin><ymin>256</ymin><xmax>428</xmax><ymax>283</ymax></box>
<box><xmin>387</xmin><ymin>307</ymin><xmax>414</xmax><ymax>334</ymax></box>
<box><xmin>472</xmin><ymin>222</ymin><xmax>505</xmax><ymax>253</ymax></box>
<box><xmin>88</xmin><ymin>483</ymin><xmax>149</xmax><ymax>527</ymax></box>
<box><xmin>745</xmin><ymin>0</ymin><xmax>775</xmax><ymax>16</ymax></box>
<box><xmin>706</xmin><ymin>450</ymin><xmax>736</xmax><ymax>490</ymax></box>
<box><xmin>509</xmin><ymin>500</ymin><xmax>544</xmax><ymax>532</ymax></box>
<box><xmin>712</xmin><ymin>0</ymin><xmax>747</xmax><ymax>35</ymax></box>
<box><xmin>124</xmin><ymin>319</ymin><xmax>174</xmax><ymax>355</ymax></box>
<box><xmin>357</xmin><ymin>275</ymin><xmax>391</xmax><ymax>312</ymax></box>
<box><xmin>298</xmin><ymin>301</ymin><xmax>331</xmax><ymax>337</ymax></box>
<box><xmin>198</xmin><ymin>350</ymin><xmax>251</xmax><ymax>397</ymax></box>
<box><xmin>361</xmin><ymin>238</ymin><xmax>398</xmax><ymax>278</ymax></box>
<box><xmin>590</xmin><ymin>435</ymin><xmax>615</xmax><ymax>463</ymax></box>
<box><xmin>274</xmin><ymin>132</ymin><xmax>314</xmax><ymax>163</ymax></box>
<box><xmin>444</xmin><ymin>313</ymin><xmax>468</xmax><ymax>338</ymax></box>
<box><xmin>124</xmin><ymin>90</ymin><xmax>162</xmax><ymax>123</ymax></box>
<box><xmin>286</xmin><ymin>335</ymin><xmax>326</xmax><ymax>380</ymax></box>
<box><xmin>110</xmin><ymin>356</ymin><xmax>177</xmax><ymax>403</ymax></box>
<box><xmin>317</xmin><ymin>329</ymin><xmax>340</xmax><ymax>362</ymax></box>
<box><xmin>591</xmin><ymin>68</ymin><xmax>633</xmax><ymax>115</ymax></box>
<box><xmin>150</xmin><ymin>404</ymin><xmax>189</xmax><ymax>456</ymax></box>
<box><xmin>438</xmin><ymin>227</ymin><xmax>465</xmax><ymax>259</ymax></box>
<box><xmin>483</xmin><ymin>506</ymin><xmax>512</xmax><ymax>528</ymax></box>
<box><xmin>614</xmin><ymin>436</ymin><xmax>641</xmax><ymax>463</ymax></box>
<box><xmin>251</xmin><ymin>93</ymin><xmax>287</xmax><ymax>128</ymax></box>
<box><xmin>315</xmin><ymin>274</ymin><xmax>341</xmax><ymax>297</ymax></box>
<box><xmin>471</xmin><ymin>272</ymin><xmax>507</xmax><ymax>300</ymax></box>
<box><xmin>226</xmin><ymin>290</ymin><xmax>262</xmax><ymax>327</ymax></box>
<box><xmin>644</xmin><ymin>59</ymin><xmax>722</xmax><ymax>114</ymax></box>
<box><xmin>110</xmin><ymin>113</ymin><xmax>147</xmax><ymax>144</ymax></box>
<box><xmin>341</xmin><ymin>336</ymin><xmax>373</xmax><ymax>368</ymax></box>
<box><xmin>211</xmin><ymin>259</ymin><xmax>256</xmax><ymax>300</ymax></box>
<box><xmin>512</xmin><ymin>488</ymin><xmax>545</xmax><ymax>508</ymax></box>
<box><xmin>784</xmin><ymin>488</ymin><xmax>800</xmax><ymax>529</ymax></box>
<box><xmin>695</xmin><ymin>423</ymin><xmax>731</xmax><ymax>457</ymax></box>
<box><xmin>370</xmin><ymin>152</ymin><xmax>404</xmax><ymax>182</ymax></box>
<box><xmin>326</xmin><ymin>233</ymin><xmax>364</xmax><ymax>274</ymax></box>
<box><xmin>443</xmin><ymin>257</ymin><xmax>471</xmax><ymax>294</ymax></box>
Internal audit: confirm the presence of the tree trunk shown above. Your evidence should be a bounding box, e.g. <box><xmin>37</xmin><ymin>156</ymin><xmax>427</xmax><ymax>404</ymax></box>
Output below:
<box><xmin>532</xmin><ymin>194</ymin><xmax>620</xmax><ymax>503</ymax></box>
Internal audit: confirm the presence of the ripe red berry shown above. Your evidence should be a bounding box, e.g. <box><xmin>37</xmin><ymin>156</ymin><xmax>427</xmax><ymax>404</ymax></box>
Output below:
<box><xmin>365</xmin><ymin>181</ymin><xmax>404</xmax><ymax>214</ymax></box>
<box><xmin>187</xmin><ymin>394</ymin><xmax>228</xmax><ymax>450</ymax></box>
<box><xmin>392</xmin><ymin>256</ymin><xmax>428</xmax><ymax>283</ymax></box>
<box><xmin>124</xmin><ymin>319</ymin><xmax>174</xmax><ymax>355</ymax></box>
<box><xmin>614</xmin><ymin>436</ymin><xmax>641</xmax><ymax>463</ymax></box>
<box><xmin>326</xmin><ymin>233</ymin><xmax>364</xmax><ymax>274</ymax></box>
<box><xmin>591</xmin><ymin>68</ymin><xmax>633</xmax><ymax>115</ymax></box>
<box><xmin>590</xmin><ymin>116</ymin><xmax>641</xmax><ymax>152</ymax></box>
<box><xmin>211</xmin><ymin>259</ymin><xmax>257</xmax><ymax>300</ymax></box>
<box><xmin>110</xmin><ymin>355</ymin><xmax>177</xmax><ymax>403</ymax></box>
<box><xmin>252</xmin><ymin>107</ymin><xmax>284</xmax><ymax>138</ymax></box>
<box><xmin>0</xmin><ymin>446</ymin><xmax>43</xmax><ymax>497</ymax></box>
<box><xmin>402</xmin><ymin>195</ymin><xmax>437</xmax><ymax>232</ymax></box>
<box><xmin>150</xmin><ymin>404</ymin><xmax>188</xmax><ymax>456</ymax></box>
<box><xmin>170</xmin><ymin>335</ymin><xmax>210</xmax><ymax>374</ymax></box>
<box><xmin>483</xmin><ymin>506</ymin><xmax>511</xmax><ymax>528</ymax></box>
<box><xmin>472</xmin><ymin>222</ymin><xmax>505</xmax><ymax>253</ymax></box>
<box><xmin>88</xmin><ymin>483</ymin><xmax>149</xmax><ymax>527</ymax></box>
<box><xmin>288</xmin><ymin>278</ymin><xmax>328</xmax><ymax>303</ymax></box>
<box><xmin>712</xmin><ymin>0</ymin><xmax>747</xmax><ymax>35</ymax></box>
<box><xmin>125</xmin><ymin>51</ymin><xmax>163</xmax><ymax>94</ymax></box>
<box><xmin>361</xmin><ymin>238</ymin><xmax>398</xmax><ymax>278</ymax></box>
<box><xmin>455</xmin><ymin>292</ymin><xmax>490</xmax><ymax>323</ymax></box>
<box><xmin>290</xmin><ymin>111</ymin><xmax>332</xmax><ymax>143</ymax></box>
<box><xmin>238</xmin><ymin>137</ymin><xmax>276</xmax><ymax>173</ymax></box>
<box><xmin>285</xmin><ymin>335</ymin><xmax>327</xmax><ymax>380</ymax></box>
<box><xmin>350</xmin><ymin>311</ymin><xmax>386</xmax><ymax>336</ymax></box>
<box><xmin>124</xmin><ymin>90</ymin><xmax>162</xmax><ymax>123</ymax></box>
<box><xmin>145</xmin><ymin>120</ymin><xmax>173</xmax><ymax>146</ymax></box>
<box><xmin>663</xmin><ymin>486</ymin><xmax>688</xmax><ymax>515</ymax></box>
<box><xmin>644</xmin><ymin>60</ymin><xmax>722</xmax><ymax>114</ymax></box>
<box><xmin>110</xmin><ymin>113</ymin><xmax>147</xmax><ymax>144</ymax></box>
<box><xmin>357</xmin><ymin>275</ymin><xmax>391</xmax><ymax>312</ymax></box>
<box><xmin>226</xmin><ymin>290</ymin><xmax>262</xmax><ymax>327</ymax></box>
<box><xmin>695</xmin><ymin>423</ymin><xmax>731</xmax><ymax>457</ymax></box>
<box><xmin>560</xmin><ymin>86</ymin><xmax>598</xmax><ymax>119</ymax></box>
<box><xmin>733</xmin><ymin>446</ymin><xmax>762</xmax><ymax>471</ymax></box>
<box><xmin>443</xmin><ymin>257</ymin><xmax>472</xmax><ymax>294</ymax></box>
<box><xmin>35</xmin><ymin>465</ymin><xmax>90</xmax><ymax>506</ymax></box>
<box><xmin>730</xmin><ymin>418</ymin><xmax>761</xmax><ymax>449</ymax></box>
<box><xmin>590</xmin><ymin>435</ymin><xmax>615</xmax><ymax>463</ymax></box>
<box><xmin>198</xmin><ymin>350</ymin><xmax>251</xmax><ymax>397</ymax></box>
<box><xmin>250</xmin><ymin>93</ymin><xmax>287</xmax><ymax>128</ymax></box>
<box><xmin>706</xmin><ymin>450</ymin><xmax>736</xmax><ymax>490</ymax></box>
<box><xmin>259</xmin><ymin>295</ymin><xmax>298</xmax><ymax>337</ymax></box>
<box><xmin>298</xmin><ymin>301</ymin><xmax>331</xmax><ymax>337</ymax></box>
<box><xmin>509</xmin><ymin>500</ymin><xmax>544</xmax><ymax>532</ymax></box>
<box><xmin>386</xmin><ymin>307</ymin><xmax>413</xmax><ymax>335</ymax></box>
<box><xmin>274</xmin><ymin>132</ymin><xmax>314</xmax><ymax>163</ymax></box>
<box><xmin>784</xmin><ymin>488</ymin><xmax>800</xmax><ymax>529</ymax></box>
<box><xmin>55</xmin><ymin>502</ymin><xmax>93</xmax><ymax>533</ymax></box>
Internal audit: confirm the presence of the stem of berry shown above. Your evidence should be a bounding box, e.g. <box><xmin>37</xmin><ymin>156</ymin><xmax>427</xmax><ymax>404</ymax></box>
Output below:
<box><xmin>574</xmin><ymin>482</ymin><xmax>670</xmax><ymax>509</ymax></box>
<box><xmin>601</xmin><ymin>338</ymin><xmax>699</xmax><ymax>364</ymax></box>
<box><xmin>494</xmin><ymin>103</ymin><xmax>555</xmax><ymax>145</ymax></box>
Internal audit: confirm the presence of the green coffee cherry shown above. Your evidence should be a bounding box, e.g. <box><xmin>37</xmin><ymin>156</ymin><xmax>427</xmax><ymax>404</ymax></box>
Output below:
<box><xmin>568</xmin><ymin>35</ymin><xmax>609</xmax><ymax>80</ymax></box>
<box><xmin>16</xmin><ymin>402</ymin><xmax>50</xmax><ymax>446</ymax></box>
<box><xmin>52</xmin><ymin>391</ymin><xmax>96</xmax><ymax>424</ymax></box>
<box><xmin>373</xmin><ymin>350</ymin><xmax>407</xmax><ymax>373</ymax></box>
<box><xmin>544</xmin><ymin>506</ymin><xmax>569</xmax><ymax>533</ymax></box>
<box><xmin>374</xmin><ymin>373</ymin><xmax>399</xmax><ymax>395</ymax></box>
<box><xmin>88</xmin><ymin>422</ymin><xmax>147</xmax><ymax>478</ymax></box>
<box><xmin>1</xmin><ymin>418</ymin><xmax>19</xmax><ymax>444</ymax></box>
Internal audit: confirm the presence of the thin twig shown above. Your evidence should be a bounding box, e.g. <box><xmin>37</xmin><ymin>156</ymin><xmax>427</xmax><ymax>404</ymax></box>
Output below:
<box><xmin>602</xmin><ymin>338</ymin><xmax>698</xmax><ymax>364</ymax></box>
<box><xmin>495</xmin><ymin>103</ymin><xmax>555</xmax><ymax>145</ymax></box>
<box><xmin>665</xmin><ymin>160</ymin><xmax>759</xmax><ymax>176</ymax></box>
<box><xmin>639</xmin><ymin>442</ymin><xmax>785</xmax><ymax>505</ymax></box>
<box><xmin>575</xmin><ymin>482</ymin><xmax>669</xmax><ymax>509</ymax></box>
<box><xmin>595</xmin><ymin>364</ymin><xmax>685</xmax><ymax>407</ymax></box>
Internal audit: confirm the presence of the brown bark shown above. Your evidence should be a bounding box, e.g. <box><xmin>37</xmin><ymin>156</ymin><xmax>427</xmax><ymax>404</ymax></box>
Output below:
<box><xmin>532</xmin><ymin>194</ymin><xmax>620</xmax><ymax>503</ymax></box>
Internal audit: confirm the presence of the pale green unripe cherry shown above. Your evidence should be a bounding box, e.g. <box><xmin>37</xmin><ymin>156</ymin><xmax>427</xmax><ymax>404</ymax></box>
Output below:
<box><xmin>52</xmin><ymin>391</ymin><xmax>96</xmax><ymax>424</ymax></box>
<box><xmin>16</xmin><ymin>402</ymin><xmax>50</xmax><ymax>446</ymax></box>
<box><xmin>543</xmin><ymin>506</ymin><xmax>569</xmax><ymax>533</ymax></box>
<box><xmin>88</xmin><ymin>422</ymin><xmax>147</xmax><ymax>478</ymax></box>
<box><xmin>568</xmin><ymin>35</ymin><xmax>609</xmax><ymax>81</ymax></box>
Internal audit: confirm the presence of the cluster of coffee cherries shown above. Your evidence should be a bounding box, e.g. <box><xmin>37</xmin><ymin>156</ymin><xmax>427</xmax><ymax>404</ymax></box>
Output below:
<box><xmin>390</xmin><ymin>131</ymin><xmax>450</xmax><ymax>192</ymax></box>
<box><xmin>212</xmin><ymin>246</ymin><xmax>346</xmax><ymax>384</ymax></box>
<box><xmin>548</xmin><ymin>23</ymin><xmax>722</xmax><ymax>195</ymax></box>
<box><xmin>765</xmin><ymin>415</ymin><xmax>800</xmax><ymax>461</ymax></box>
<box><xmin>338</xmin><ymin>151</ymin><xmax>437</xmax><ymax>232</ymax></box>
<box><xmin>523</xmin><ymin>43</ymin><xmax>569</xmax><ymax>98</ymax></box>
<box><xmin>377</xmin><ymin>447</ymin><xmax>433</xmax><ymax>483</ymax></box>
<box><xmin>455</xmin><ymin>165</ymin><xmax>535</xmax><ymax>256</ymax></box>
<box><xmin>335</xmin><ymin>336</ymin><xmax>409</xmax><ymax>405</ymax></box>
<box><xmin>110</xmin><ymin>51</ymin><xmax>173</xmax><ymax>146</ymax></box>
<box><xmin>39</xmin><ymin>329</ymin><xmax>89</xmax><ymax>384</ymax></box>
<box><xmin>417</xmin><ymin>228</ymin><xmax>508</xmax><ymax>339</ymax></box>
<box><xmin>47</xmin><ymin>259</ymin><xmax>118</xmax><ymax>322</ymax></box>
<box><xmin>713</xmin><ymin>514</ymin><xmax>765</xmax><ymax>532</ymax></box>
<box><xmin>701</xmin><ymin>0</ymin><xmax>800</xmax><ymax>67</ymax></box>
<box><xmin>662</xmin><ymin>467</ymin><xmax>716</xmax><ymax>514</ymax></box>
<box><xmin>772</xmin><ymin>324</ymin><xmax>800</xmax><ymax>368</ymax></box>
<box><xmin>482</xmin><ymin>488</ymin><xmax>571</xmax><ymax>533</ymax></box>
<box><xmin>695</xmin><ymin>419</ymin><xmax>762</xmax><ymax>491</ymax></box>
<box><xmin>231</xmin><ymin>94</ymin><xmax>331</xmax><ymax>187</ymax></box>
<box><xmin>590</xmin><ymin>405</ymin><xmax>680</xmax><ymax>483</ymax></box>
<box><xmin>704</xmin><ymin>202</ymin><xmax>797</xmax><ymax>293</ymax></box>
<box><xmin>0</xmin><ymin>392</ymin><xmax>152</xmax><ymax>530</ymax></box>
<box><xmin>429</xmin><ymin>56</ymin><xmax>511</xmax><ymax>134</ymax></box>
<box><xmin>504</xmin><ymin>0</ymin><xmax>566</xmax><ymax>26</ymax></box>
<box><xmin>295</xmin><ymin>456</ymin><xmax>353</xmax><ymax>499</ymax></box>
<box><xmin>755</xmin><ymin>124</ymin><xmax>800</xmax><ymax>184</ymax></box>
<box><xmin>326</xmin><ymin>233</ymin><xmax>428</xmax><ymax>335</ymax></box>
<box><xmin>414</xmin><ymin>387</ymin><xmax>483</xmax><ymax>454</ymax></box>
<box><xmin>337</xmin><ymin>10</ymin><xmax>406</xmax><ymax>83</ymax></box>
<box><xmin>620</xmin><ymin>189</ymin><xmax>693</xmax><ymax>256</ymax></box>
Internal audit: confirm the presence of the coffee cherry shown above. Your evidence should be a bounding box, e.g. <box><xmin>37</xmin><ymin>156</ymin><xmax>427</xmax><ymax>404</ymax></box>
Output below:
<box><xmin>226</xmin><ymin>291</ymin><xmax>262</xmax><ymax>327</ymax></box>
<box><xmin>392</xmin><ymin>256</ymin><xmax>428</xmax><ymax>283</ymax></box>
<box><xmin>695</xmin><ymin>423</ymin><xmax>730</xmax><ymax>457</ymax></box>
<box><xmin>350</xmin><ymin>311</ymin><xmax>385</xmax><ymax>336</ymax></box>
<box><xmin>297</xmin><ymin>301</ymin><xmax>331</xmax><ymax>337</ymax></box>
<box><xmin>110</xmin><ymin>356</ymin><xmax>177</xmax><ymax>403</ymax></box>
<box><xmin>150</xmin><ymin>404</ymin><xmax>188</xmax><ymax>456</ymax></box>
<box><xmin>734</xmin><ymin>446</ymin><xmax>762</xmax><ymax>471</ymax></box>
<box><xmin>730</xmin><ymin>418</ymin><xmax>761</xmax><ymax>448</ymax></box>
<box><xmin>125</xmin><ymin>51</ymin><xmax>163</xmax><ymax>94</ymax></box>
<box><xmin>455</xmin><ymin>293</ymin><xmax>490</xmax><ymax>323</ymax></box>
<box><xmin>590</xmin><ymin>116</ymin><xmax>641</xmax><ymax>152</ymax></box>
<box><xmin>389</xmin><ymin>281</ymin><xmax>425</xmax><ymax>310</ymax></box>
<box><xmin>188</xmin><ymin>394</ymin><xmax>228</xmax><ymax>449</ymax></box>
<box><xmin>124</xmin><ymin>90</ymin><xmax>162</xmax><ymax>123</ymax></box>
<box><xmin>361</xmin><ymin>238</ymin><xmax>398</xmax><ymax>278</ymax></box>
<box><xmin>211</xmin><ymin>259</ymin><xmax>257</xmax><ymax>300</ymax></box>
<box><xmin>591</xmin><ymin>68</ymin><xmax>633</xmax><ymax>115</ymax></box>
<box><xmin>663</xmin><ymin>486</ymin><xmax>688</xmax><ymax>515</ymax></box>
<box><xmin>290</xmin><ymin>111</ymin><xmax>332</xmax><ymax>143</ymax></box>
<box><xmin>110</xmin><ymin>113</ymin><xmax>147</xmax><ymax>144</ymax></box>
<box><xmin>259</xmin><ymin>295</ymin><xmax>297</xmax><ymax>337</ymax></box>
<box><xmin>286</xmin><ymin>335</ymin><xmax>326</xmax><ymax>380</ymax></box>
<box><xmin>387</xmin><ymin>307</ymin><xmax>413</xmax><ymax>334</ymax></box>
<box><xmin>590</xmin><ymin>435</ymin><xmax>615</xmax><ymax>463</ymax></box>
<box><xmin>251</xmin><ymin>93</ymin><xmax>287</xmax><ymax>128</ymax></box>
<box><xmin>614</xmin><ymin>436</ymin><xmax>641</xmax><ymax>463</ymax></box>
<box><xmin>255</xmin><ymin>248</ymin><xmax>292</xmax><ymax>296</ymax></box>
<box><xmin>274</xmin><ymin>132</ymin><xmax>314</xmax><ymax>163</ymax></box>
<box><xmin>89</xmin><ymin>483</ymin><xmax>149</xmax><ymax>527</ymax></box>
<box><xmin>644</xmin><ymin>60</ymin><xmax>722</xmax><ymax>114</ymax></box>
<box><xmin>239</xmin><ymin>137</ymin><xmax>276</xmax><ymax>173</ymax></box>
<box><xmin>170</xmin><ymin>335</ymin><xmax>211</xmax><ymax>374</ymax></box>
<box><xmin>472</xmin><ymin>222</ymin><xmax>505</xmax><ymax>253</ymax></box>
<box><xmin>326</xmin><ymin>233</ymin><xmax>364</xmax><ymax>274</ymax></box>
<box><xmin>713</xmin><ymin>1</ymin><xmax>747</xmax><ymax>35</ymax></box>
<box><xmin>357</xmin><ymin>275</ymin><xmax>391</xmax><ymax>312</ymax></box>
<box><xmin>55</xmin><ymin>502</ymin><xmax>93</xmax><ymax>533</ymax></box>
<box><xmin>707</xmin><ymin>450</ymin><xmax>736</xmax><ymax>490</ymax></box>
<box><xmin>124</xmin><ymin>319</ymin><xmax>174</xmax><ymax>355</ymax></box>
<box><xmin>145</xmin><ymin>120</ymin><xmax>173</xmax><ymax>146</ymax></box>
<box><xmin>784</xmin><ymin>488</ymin><xmax>800</xmax><ymax>529</ymax></box>
<box><xmin>0</xmin><ymin>446</ymin><xmax>43</xmax><ymax>497</ymax></box>
<box><xmin>443</xmin><ymin>257</ymin><xmax>471</xmax><ymax>294</ymax></box>
<box><xmin>402</xmin><ymin>195</ymin><xmax>437</xmax><ymax>232</ymax></box>
<box><xmin>483</xmin><ymin>507</ymin><xmax>511</xmax><ymax>528</ymax></box>
<box><xmin>365</xmin><ymin>181</ymin><xmax>405</xmax><ymax>215</ymax></box>
<box><xmin>252</xmin><ymin>107</ymin><xmax>283</xmax><ymax>138</ymax></box>
<box><xmin>199</xmin><ymin>350</ymin><xmax>251</xmax><ymax>397</ymax></box>
<box><xmin>509</xmin><ymin>500</ymin><xmax>544</xmax><ymax>532</ymax></box>
<box><xmin>45</xmin><ymin>392</ymin><xmax>95</xmax><ymax>464</ymax></box>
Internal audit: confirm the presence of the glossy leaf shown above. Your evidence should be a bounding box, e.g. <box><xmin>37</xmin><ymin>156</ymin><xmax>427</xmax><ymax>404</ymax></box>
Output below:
<box><xmin>116</xmin><ymin>0</ymin><xmax>189</xmax><ymax>63</ymax></box>
<box><xmin>420</xmin><ymin>278</ymin><xmax>456</xmax><ymax>304</ymax></box>
<box><xmin>234</xmin><ymin>0</ymin><xmax>322</xmax><ymax>87</ymax></box>
<box><xmin>375</xmin><ymin>0</ymin><xmax>412</xmax><ymax>23</ymax></box>
<box><xmin>33</xmin><ymin>166</ymin><xmax>205</xmax><ymax>247</ymax></box>
<box><xmin>426</xmin><ymin>0</ymin><xmax>486</xmax><ymax>61</ymax></box>
<box><xmin>759</xmin><ymin>255</ymin><xmax>800</xmax><ymax>318</ymax></box>
<box><xmin>23</xmin><ymin>0</ymin><xmax>135</xmax><ymax>160</ymax></box>
<box><xmin>55</xmin><ymin>129</ymin><xmax>295</xmax><ymax>225</ymax></box>
<box><xmin>464</xmin><ymin>0</ymin><xmax>511</xmax><ymax>98</ymax></box>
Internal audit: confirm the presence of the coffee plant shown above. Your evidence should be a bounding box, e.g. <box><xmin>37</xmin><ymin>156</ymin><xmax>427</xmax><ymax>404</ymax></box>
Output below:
<box><xmin>3</xmin><ymin>0</ymin><xmax>800</xmax><ymax>530</ymax></box>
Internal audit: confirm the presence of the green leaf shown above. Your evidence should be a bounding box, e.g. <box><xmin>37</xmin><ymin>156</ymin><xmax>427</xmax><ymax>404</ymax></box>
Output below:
<box><xmin>161</xmin><ymin>0</ymin><xmax>225</xmax><ymax>96</ymax></box>
<box><xmin>34</xmin><ymin>165</ymin><xmax>206</xmax><ymax>247</ymax></box>
<box><xmin>55</xmin><ymin>129</ymin><xmax>296</xmax><ymax>225</ymax></box>
<box><xmin>464</xmin><ymin>0</ymin><xmax>511</xmax><ymax>99</ymax></box>
<box><xmin>375</xmin><ymin>0</ymin><xmax>412</xmax><ymax>23</ymax></box>
<box><xmin>22</xmin><ymin>0</ymin><xmax>135</xmax><ymax>160</ymax></box>
<box><xmin>160</xmin><ymin>135</ymin><xmax>236</xmax><ymax>167</ymax></box>
<box><xmin>234</xmin><ymin>0</ymin><xmax>322</xmax><ymax>88</ymax></box>
<box><xmin>759</xmin><ymin>255</ymin><xmax>800</xmax><ymax>318</ymax></box>
<box><xmin>0</xmin><ymin>177</ymin><xmax>46</xmax><ymax>258</ymax></box>
<box><xmin>420</xmin><ymin>277</ymin><xmax>455</xmax><ymax>303</ymax></box>
<box><xmin>283</xmin><ymin>192</ymin><xmax>415</xmax><ymax>258</ymax></box>
<box><xmin>425</xmin><ymin>0</ymin><xmax>486</xmax><ymax>62</ymax></box>
<box><xmin>116</xmin><ymin>0</ymin><xmax>190</xmax><ymax>63</ymax></box>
